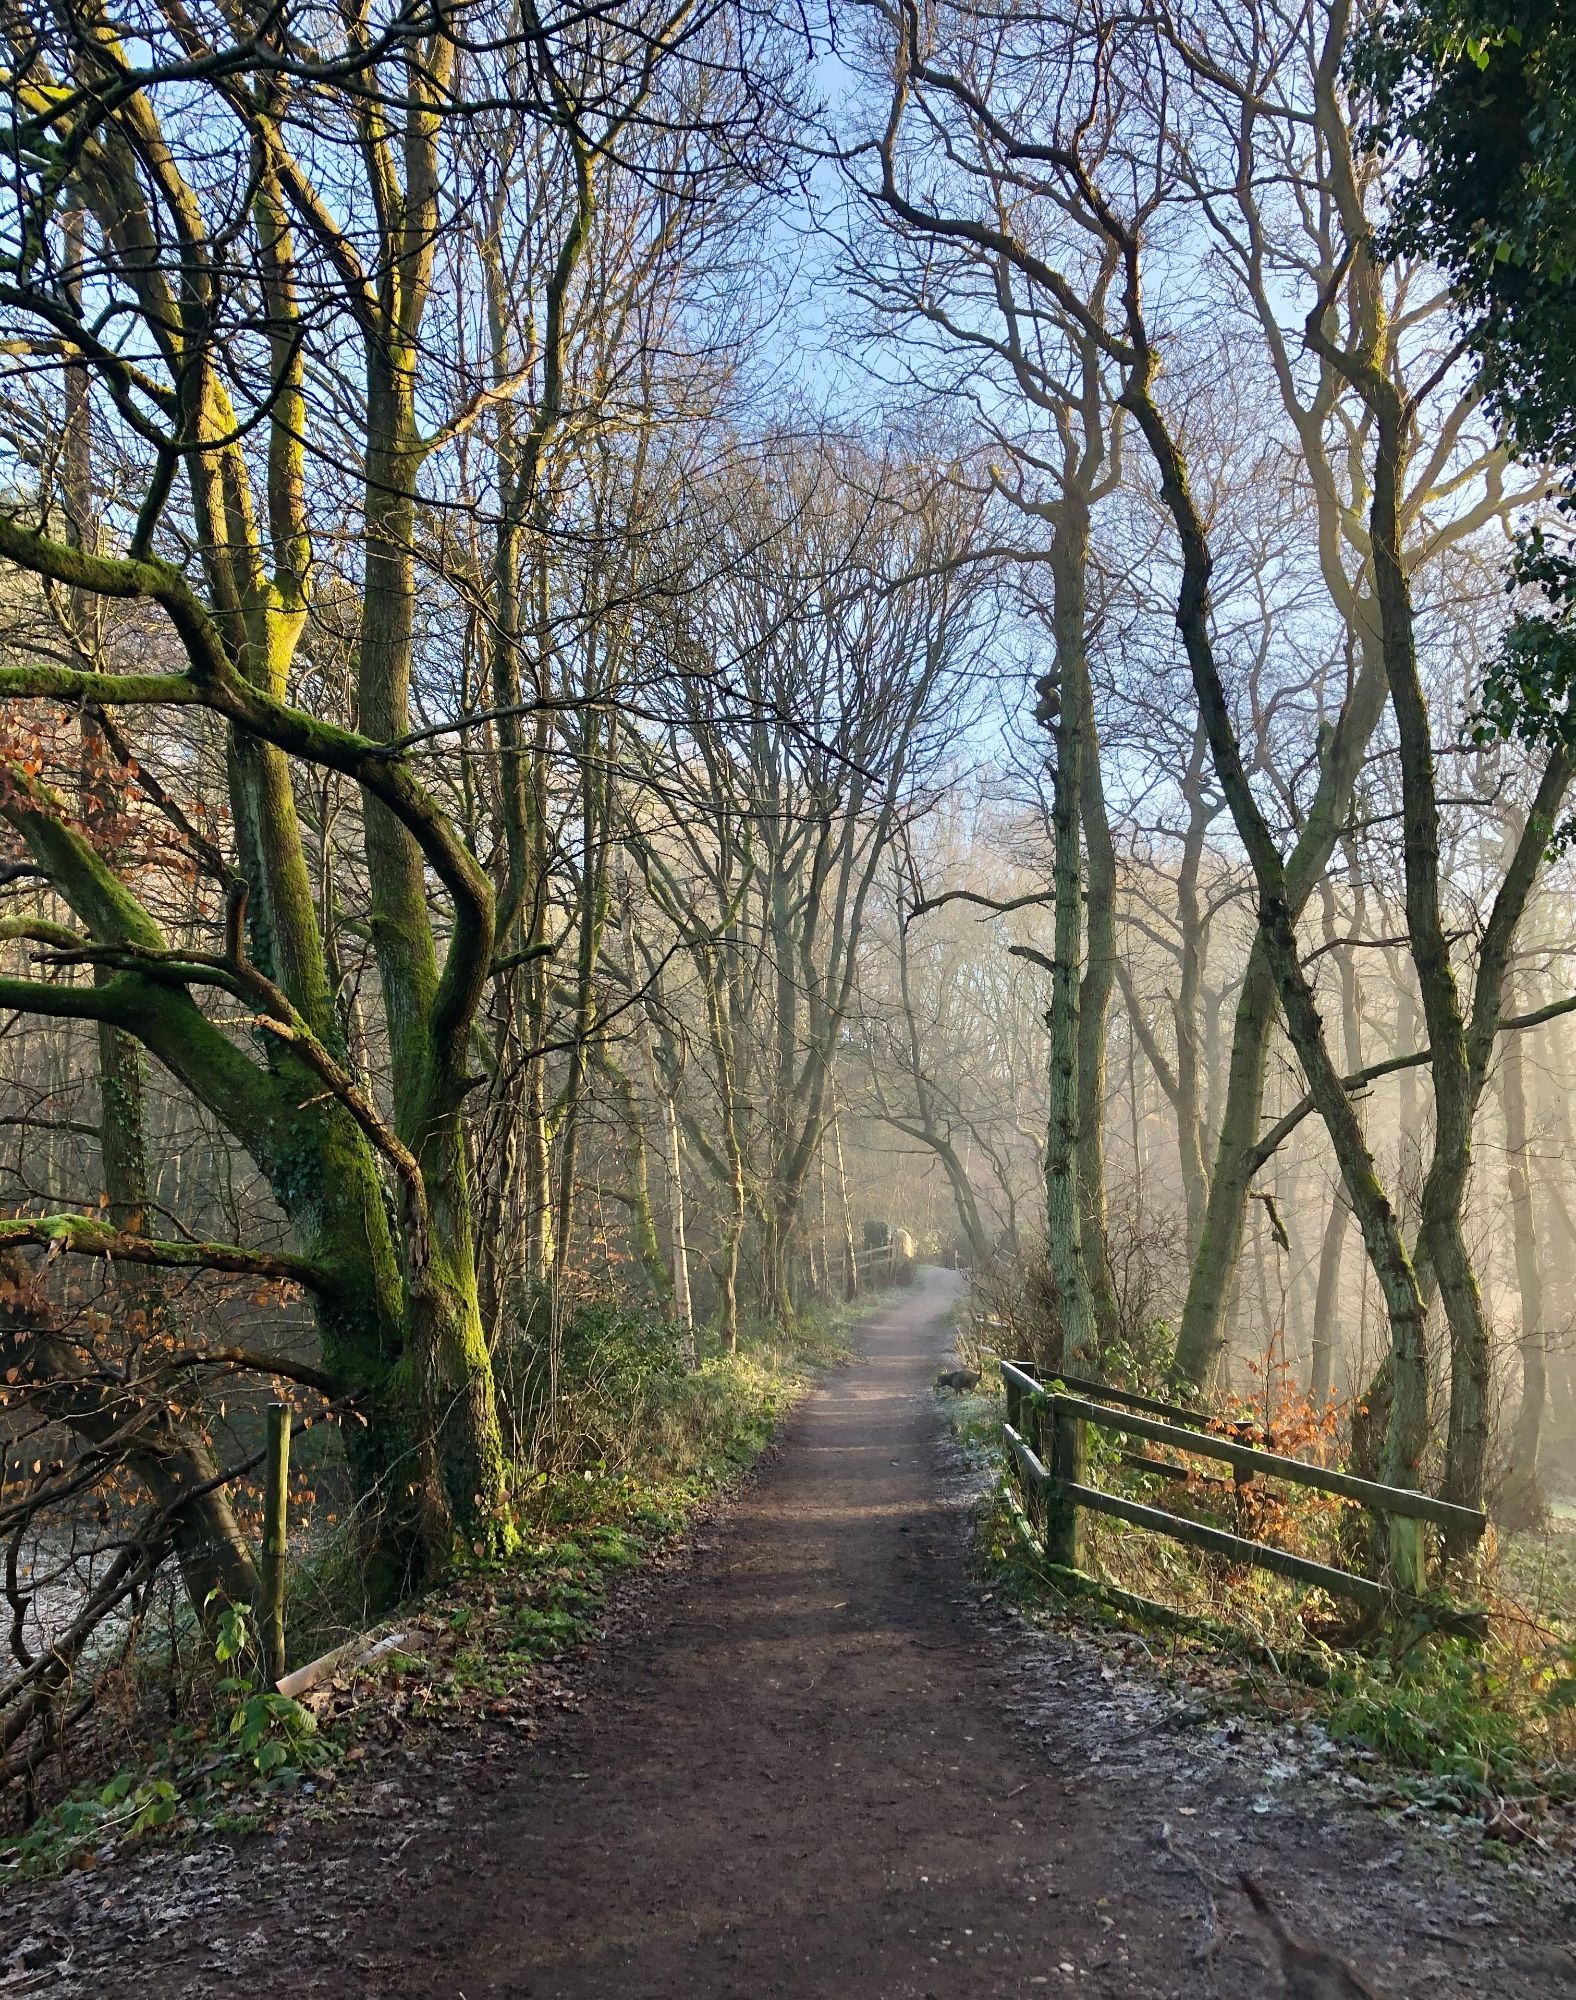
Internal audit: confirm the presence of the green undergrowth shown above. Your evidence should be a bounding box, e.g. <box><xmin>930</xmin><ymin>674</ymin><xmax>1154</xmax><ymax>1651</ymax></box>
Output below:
<box><xmin>2</xmin><ymin>1601</ymin><xmax>337</xmax><ymax>1884</ymax></box>
<box><xmin>2</xmin><ymin>1295</ymin><xmax>862</xmax><ymax>1884</ymax></box>
<box><xmin>941</xmin><ymin>1368</ymin><xmax>1576</xmax><ymax>1840</ymax></box>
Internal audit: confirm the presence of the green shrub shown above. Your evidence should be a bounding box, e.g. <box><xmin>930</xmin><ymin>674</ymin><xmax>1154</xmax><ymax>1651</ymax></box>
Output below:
<box><xmin>503</xmin><ymin>1299</ymin><xmax>693</xmax><ymax>1475</ymax></box>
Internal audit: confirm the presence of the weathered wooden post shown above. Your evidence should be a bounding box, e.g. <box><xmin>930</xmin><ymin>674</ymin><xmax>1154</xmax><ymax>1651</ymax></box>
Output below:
<box><xmin>1026</xmin><ymin>1384</ymin><xmax>1053</xmax><ymax>1536</ymax></box>
<box><xmin>1045</xmin><ymin>1397</ymin><xmax>1086</xmax><ymax>1570</ymax></box>
<box><xmin>1003</xmin><ymin>1365</ymin><xmax>1024</xmax><ymax>1521</ymax></box>
<box><xmin>1385</xmin><ymin>1513</ymin><xmax>1426</xmax><ymax>1607</ymax></box>
<box><xmin>261</xmin><ymin>1402</ymin><xmax>290</xmax><ymax>1684</ymax></box>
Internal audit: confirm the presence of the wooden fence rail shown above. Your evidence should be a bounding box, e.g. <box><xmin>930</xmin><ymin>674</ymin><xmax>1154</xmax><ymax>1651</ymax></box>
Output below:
<box><xmin>833</xmin><ymin>1240</ymin><xmax>905</xmax><ymax>1287</ymax></box>
<box><xmin>998</xmin><ymin>1360</ymin><xmax>1486</xmax><ymax>1631</ymax></box>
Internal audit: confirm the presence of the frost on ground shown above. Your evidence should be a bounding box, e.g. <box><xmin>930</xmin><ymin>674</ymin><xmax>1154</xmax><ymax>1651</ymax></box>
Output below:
<box><xmin>937</xmin><ymin>1411</ymin><xmax>1575</xmax><ymax>1994</ymax></box>
<box><xmin>3</xmin><ymin>1274</ymin><xmax>1573</xmax><ymax>2000</ymax></box>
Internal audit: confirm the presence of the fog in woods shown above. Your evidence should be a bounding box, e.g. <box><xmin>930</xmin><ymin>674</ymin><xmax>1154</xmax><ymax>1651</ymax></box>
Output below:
<box><xmin>1</xmin><ymin>0</ymin><xmax>1574</xmax><ymax>1877</ymax></box>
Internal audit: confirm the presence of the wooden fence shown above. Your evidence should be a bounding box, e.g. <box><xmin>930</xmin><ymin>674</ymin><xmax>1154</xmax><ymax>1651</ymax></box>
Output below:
<box><xmin>853</xmin><ymin>1240</ymin><xmax>898</xmax><ymax>1276</ymax></box>
<box><xmin>832</xmin><ymin>1238</ymin><xmax>907</xmax><ymax>1292</ymax></box>
<box><xmin>998</xmin><ymin>1359</ymin><xmax>1486</xmax><ymax>1631</ymax></box>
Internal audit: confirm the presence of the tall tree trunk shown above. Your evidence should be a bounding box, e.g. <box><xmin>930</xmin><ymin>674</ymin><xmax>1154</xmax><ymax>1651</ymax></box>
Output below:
<box><xmin>891</xmin><ymin>872</ymin><xmax>993</xmax><ymax>1265</ymax></box>
<box><xmin>1123</xmin><ymin>346</ymin><xmax>1432</xmax><ymax>1533</ymax></box>
<box><xmin>361</xmin><ymin>339</ymin><xmax>508</xmax><ymax>1565</ymax></box>
<box><xmin>689</xmin><ymin>943</ymin><xmax>747</xmax><ymax>1350</ymax></box>
<box><xmin>1077</xmin><ymin>644</ymin><xmax>1120</xmax><ymax>1349</ymax></box>
<box><xmin>484</xmin><ymin>135</ymin><xmax>591</xmax><ymax>1296</ymax></box>
<box><xmin>1171</xmin><ymin>649</ymin><xmax>1389</xmax><ymax>1390</ymax></box>
<box><xmin>1497</xmin><ymin>989</ymin><xmax>1547</xmax><ymax>1530</ymax></box>
<box><xmin>1171</xmin><ymin>721</ymin><xmax>1216</xmax><ymax>1254</ymax></box>
<box><xmin>1309</xmin><ymin>323</ymin><xmax>1571</xmax><ymax>1545</ymax></box>
<box><xmin>615</xmin><ymin>877</ymin><xmax>675</xmax><ymax>1303</ymax></box>
<box><xmin>1303</xmin><ymin>873</ymin><xmax>1364</xmax><ymax>1406</ymax></box>
<box><xmin>552</xmin><ymin>716</ymin><xmax>612</xmax><ymax>1279</ymax></box>
<box><xmin>1041</xmin><ymin>509</ymin><xmax>1097</xmax><ymax>1368</ymax></box>
<box><xmin>834</xmin><ymin>1105</ymin><xmax>860</xmax><ymax>1305</ymax></box>
<box><xmin>1309</xmin><ymin>1189</ymin><xmax>1346</xmax><ymax>1406</ymax></box>
<box><xmin>665</xmin><ymin>1084</ymin><xmax>694</xmax><ymax>1351</ymax></box>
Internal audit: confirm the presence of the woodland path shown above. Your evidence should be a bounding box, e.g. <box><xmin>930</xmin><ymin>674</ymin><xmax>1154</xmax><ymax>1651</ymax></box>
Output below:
<box><xmin>10</xmin><ymin>1268</ymin><xmax>1574</xmax><ymax>1997</ymax></box>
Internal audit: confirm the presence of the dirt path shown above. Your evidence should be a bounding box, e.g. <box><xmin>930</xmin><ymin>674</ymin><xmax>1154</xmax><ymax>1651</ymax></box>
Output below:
<box><xmin>9</xmin><ymin>1270</ymin><xmax>1573</xmax><ymax>1996</ymax></box>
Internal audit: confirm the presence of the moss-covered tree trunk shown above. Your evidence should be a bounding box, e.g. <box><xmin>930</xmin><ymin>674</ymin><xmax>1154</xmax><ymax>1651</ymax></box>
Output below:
<box><xmin>360</xmin><ymin>341</ymin><xmax>509</xmax><ymax>1562</ymax></box>
<box><xmin>1311</xmin><ymin>325</ymin><xmax>1570</xmax><ymax>1546</ymax></box>
<box><xmin>1121</xmin><ymin>304</ymin><xmax>1433</xmax><ymax>1521</ymax></box>
<box><xmin>0</xmin><ymin>20</ymin><xmax>523</xmax><ymax>1609</ymax></box>
<box><xmin>1170</xmin><ymin>644</ymin><xmax>1389</xmax><ymax>1391</ymax></box>
<box><xmin>1497</xmin><ymin>1002</ymin><xmax>1547</xmax><ymax>1530</ymax></box>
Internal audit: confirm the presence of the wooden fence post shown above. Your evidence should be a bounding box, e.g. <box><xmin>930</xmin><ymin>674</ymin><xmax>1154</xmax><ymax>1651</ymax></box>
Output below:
<box><xmin>261</xmin><ymin>1402</ymin><xmax>290</xmax><ymax>1685</ymax></box>
<box><xmin>1045</xmin><ymin>1398</ymin><xmax>1086</xmax><ymax>1569</ymax></box>
<box><xmin>994</xmin><ymin>1371</ymin><xmax>1482</xmax><ymax>1628</ymax></box>
<box><xmin>1003</xmin><ymin>1368</ymin><xmax>1025</xmax><ymax>1519</ymax></box>
<box><xmin>1027</xmin><ymin>1388</ymin><xmax>1053</xmax><ymax>1535</ymax></box>
<box><xmin>1385</xmin><ymin>1513</ymin><xmax>1426</xmax><ymax>1606</ymax></box>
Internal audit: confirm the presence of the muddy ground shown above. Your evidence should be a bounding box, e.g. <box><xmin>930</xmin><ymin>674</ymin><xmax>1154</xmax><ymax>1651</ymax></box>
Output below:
<box><xmin>4</xmin><ymin>1267</ymin><xmax>1573</xmax><ymax>1997</ymax></box>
